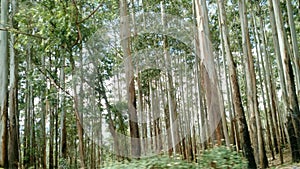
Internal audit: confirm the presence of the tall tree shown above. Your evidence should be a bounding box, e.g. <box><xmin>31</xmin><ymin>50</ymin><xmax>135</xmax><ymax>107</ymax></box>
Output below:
<box><xmin>217</xmin><ymin>0</ymin><xmax>256</xmax><ymax>168</ymax></box>
<box><xmin>271</xmin><ymin>0</ymin><xmax>300</xmax><ymax>162</ymax></box>
<box><xmin>238</xmin><ymin>0</ymin><xmax>268</xmax><ymax>167</ymax></box>
<box><xmin>8</xmin><ymin>0</ymin><xmax>19</xmax><ymax>167</ymax></box>
<box><xmin>286</xmin><ymin>0</ymin><xmax>300</xmax><ymax>92</ymax></box>
<box><xmin>120</xmin><ymin>0</ymin><xmax>141</xmax><ymax>158</ymax></box>
<box><xmin>0</xmin><ymin>0</ymin><xmax>9</xmax><ymax>167</ymax></box>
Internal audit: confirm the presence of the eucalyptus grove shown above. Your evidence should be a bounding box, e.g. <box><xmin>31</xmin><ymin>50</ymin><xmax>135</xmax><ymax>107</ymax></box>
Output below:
<box><xmin>0</xmin><ymin>0</ymin><xmax>299</xmax><ymax>168</ymax></box>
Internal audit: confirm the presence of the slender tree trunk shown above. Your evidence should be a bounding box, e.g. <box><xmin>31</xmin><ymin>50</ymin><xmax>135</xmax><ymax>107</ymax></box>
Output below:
<box><xmin>286</xmin><ymin>0</ymin><xmax>300</xmax><ymax>94</ymax></box>
<box><xmin>238</xmin><ymin>1</ymin><xmax>268</xmax><ymax>167</ymax></box>
<box><xmin>271</xmin><ymin>0</ymin><xmax>300</xmax><ymax>162</ymax></box>
<box><xmin>259</xmin><ymin>14</ymin><xmax>282</xmax><ymax>160</ymax></box>
<box><xmin>161</xmin><ymin>2</ymin><xmax>181</xmax><ymax>156</ymax></box>
<box><xmin>8</xmin><ymin>1</ymin><xmax>19</xmax><ymax>168</ymax></box>
<box><xmin>217</xmin><ymin>0</ymin><xmax>256</xmax><ymax>168</ymax></box>
<box><xmin>49</xmin><ymin>103</ymin><xmax>54</xmax><ymax>169</ymax></box>
<box><xmin>40</xmin><ymin>53</ymin><xmax>47</xmax><ymax>169</ymax></box>
<box><xmin>195</xmin><ymin>0</ymin><xmax>225</xmax><ymax>149</ymax></box>
<box><xmin>70</xmin><ymin>53</ymin><xmax>86</xmax><ymax>168</ymax></box>
<box><xmin>0</xmin><ymin>0</ymin><xmax>9</xmax><ymax>167</ymax></box>
<box><xmin>120</xmin><ymin>0</ymin><xmax>141</xmax><ymax>158</ymax></box>
<box><xmin>60</xmin><ymin>57</ymin><xmax>67</xmax><ymax>160</ymax></box>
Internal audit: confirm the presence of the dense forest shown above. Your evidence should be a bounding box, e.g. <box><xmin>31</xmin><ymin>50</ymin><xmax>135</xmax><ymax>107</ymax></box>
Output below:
<box><xmin>0</xmin><ymin>0</ymin><xmax>300</xmax><ymax>168</ymax></box>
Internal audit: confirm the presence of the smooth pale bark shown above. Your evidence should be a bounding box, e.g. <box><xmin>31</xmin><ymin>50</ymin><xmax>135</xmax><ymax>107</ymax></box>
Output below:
<box><xmin>238</xmin><ymin>0</ymin><xmax>268</xmax><ymax>168</ymax></box>
<box><xmin>267</xmin><ymin>0</ymin><xmax>289</xmax><ymax>109</ymax></box>
<box><xmin>120</xmin><ymin>0</ymin><xmax>141</xmax><ymax>158</ymax></box>
<box><xmin>259</xmin><ymin>11</ymin><xmax>283</xmax><ymax>162</ymax></box>
<box><xmin>40</xmin><ymin>54</ymin><xmax>47</xmax><ymax>169</ymax></box>
<box><xmin>59</xmin><ymin>57</ymin><xmax>67</xmax><ymax>159</ymax></box>
<box><xmin>0</xmin><ymin>0</ymin><xmax>9</xmax><ymax>167</ymax></box>
<box><xmin>252</xmin><ymin>13</ymin><xmax>275</xmax><ymax>161</ymax></box>
<box><xmin>217</xmin><ymin>1</ymin><xmax>256</xmax><ymax>168</ymax></box>
<box><xmin>195</xmin><ymin>0</ymin><xmax>227</xmax><ymax>147</ymax></box>
<box><xmin>267</xmin><ymin>0</ymin><xmax>287</xmax><ymax>163</ymax></box>
<box><xmin>70</xmin><ymin>55</ymin><xmax>85</xmax><ymax>168</ymax></box>
<box><xmin>8</xmin><ymin>0</ymin><xmax>19</xmax><ymax>167</ymax></box>
<box><xmin>216</xmin><ymin>6</ymin><xmax>231</xmax><ymax>147</ymax></box>
<box><xmin>137</xmin><ymin>73</ymin><xmax>147</xmax><ymax>155</ymax></box>
<box><xmin>161</xmin><ymin>2</ymin><xmax>181</xmax><ymax>156</ymax></box>
<box><xmin>192</xmin><ymin>0</ymin><xmax>205</xmax><ymax>150</ymax></box>
<box><xmin>219</xmin><ymin>22</ymin><xmax>235</xmax><ymax>146</ymax></box>
<box><xmin>271</xmin><ymin>0</ymin><xmax>300</xmax><ymax>162</ymax></box>
<box><xmin>155</xmin><ymin>81</ymin><xmax>163</xmax><ymax>153</ymax></box>
<box><xmin>286</xmin><ymin>0</ymin><xmax>300</xmax><ymax>93</ymax></box>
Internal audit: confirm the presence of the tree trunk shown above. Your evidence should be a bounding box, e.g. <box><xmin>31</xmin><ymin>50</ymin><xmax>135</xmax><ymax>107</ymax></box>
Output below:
<box><xmin>8</xmin><ymin>0</ymin><xmax>19</xmax><ymax>167</ymax></box>
<box><xmin>0</xmin><ymin>0</ymin><xmax>9</xmax><ymax>167</ymax></box>
<box><xmin>195</xmin><ymin>0</ymin><xmax>225</xmax><ymax>149</ymax></box>
<box><xmin>59</xmin><ymin>57</ymin><xmax>67</xmax><ymax>160</ymax></box>
<box><xmin>161</xmin><ymin>1</ymin><xmax>181</xmax><ymax>156</ymax></box>
<box><xmin>286</xmin><ymin>0</ymin><xmax>300</xmax><ymax>94</ymax></box>
<box><xmin>217</xmin><ymin>0</ymin><xmax>257</xmax><ymax>168</ymax></box>
<box><xmin>259</xmin><ymin>14</ymin><xmax>282</xmax><ymax>161</ymax></box>
<box><xmin>238</xmin><ymin>0</ymin><xmax>268</xmax><ymax>167</ymax></box>
<box><xmin>120</xmin><ymin>0</ymin><xmax>141</xmax><ymax>158</ymax></box>
<box><xmin>271</xmin><ymin>0</ymin><xmax>300</xmax><ymax>162</ymax></box>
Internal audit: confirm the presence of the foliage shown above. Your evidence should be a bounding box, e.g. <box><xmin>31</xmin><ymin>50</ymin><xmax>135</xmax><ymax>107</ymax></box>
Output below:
<box><xmin>198</xmin><ymin>146</ymin><xmax>248</xmax><ymax>169</ymax></box>
<box><xmin>102</xmin><ymin>156</ymin><xmax>196</xmax><ymax>169</ymax></box>
<box><xmin>102</xmin><ymin>146</ymin><xmax>247</xmax><ymax>169</ymax></box>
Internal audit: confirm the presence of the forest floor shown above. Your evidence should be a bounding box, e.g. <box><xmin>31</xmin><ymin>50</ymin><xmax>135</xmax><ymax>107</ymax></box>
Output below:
<box><xmin>268</xmin><ymin>149</ymin><xmax>300</xmax><ymax>169</ymax></box>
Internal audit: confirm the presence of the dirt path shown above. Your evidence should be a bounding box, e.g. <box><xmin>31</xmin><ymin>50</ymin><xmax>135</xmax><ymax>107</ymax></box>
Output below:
<box><xmin>268</xmin><ymin>149</ymin><xmax>300</xmax><ymax>169</ymax></box>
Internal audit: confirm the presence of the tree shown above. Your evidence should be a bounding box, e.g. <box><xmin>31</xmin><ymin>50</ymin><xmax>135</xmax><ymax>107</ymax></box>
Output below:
<box><xmin>271</xmin><ymin>0</ymin><xmax>300</xmax><ymax>162</ymax></box>
<box><xmin>217</xmin><ymin>0</ymin><xmax>257</xmax><ymax>168</ymax></box>
<box><xmin>120</xmin><ymin>0</ymin><xmax>141</xmax><ymax>158</ymax></box>
<box><xmin>286</xmin><ymin>0</ymin><xmax>300</xmax><ymax>93</ymax></box>
<box><xmin>0</xmin><ymin>0</ymin><xmax>9</xmax><ymax>167</ymax></box>
<box><xmin>8</xmin><ymin>0</ymin><xmax>19</xmax><ymax>167</ymax></box>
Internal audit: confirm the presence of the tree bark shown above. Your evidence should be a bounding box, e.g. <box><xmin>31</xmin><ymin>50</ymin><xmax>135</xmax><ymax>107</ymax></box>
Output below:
<box><xmin>120</xmin><ymin>0</ymin><xmax>141</xmax><ymax>158</ymax></box>
<box><xmin>286</xmin><ymin>0</ymin><xmax>300</xmax><ymax>94</ymax></box>
<box><xmin>271</xmin><ymin>0</ymin><xmax>300</xmax><ymax>162</ymax></box>
<box><xmin>238</xmin><ymin>0</ymin><xmax>268</xmax><ymax>167</ymax></box>
<box><xmin>8</xmin><ymin>0</ymin><xmax>19</xmax><ymax>167</ymax></box>
<box><xmin>0</xmin><ymin>0</ymin><xmax>9</xmax><ymax>167</ymax></box>
<box><xmin>217</xmin><ymin>0</ymin><xmax>257</xmax><ymax>168</ymax></box>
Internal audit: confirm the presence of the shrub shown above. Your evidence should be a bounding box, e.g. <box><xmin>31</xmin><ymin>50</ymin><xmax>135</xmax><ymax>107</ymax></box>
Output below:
<box><xmin>198</xmin><ymin>146</ymin><xmax>248</xmax><ymax>169</ymax></box>
<box><xmin>103</xmin><ymin>146</ymin><xmax>248</xmax><ymax>169</ymax></box>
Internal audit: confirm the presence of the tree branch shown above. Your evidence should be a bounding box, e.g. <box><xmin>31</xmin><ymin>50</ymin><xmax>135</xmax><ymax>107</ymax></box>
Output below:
<box><xmin>34</xmin><ymin>64</ymin><xmax>74</xmax><ymax>99</ymax></box>
<box><xmin>78</xmin><ymin>2</ymin><xmax>103</xmax><ymax>24</ymax></box>
<box><xmin>0</xmin><ymin>27</ymin><xmax>46</xmax><ymax>39</ymax></box>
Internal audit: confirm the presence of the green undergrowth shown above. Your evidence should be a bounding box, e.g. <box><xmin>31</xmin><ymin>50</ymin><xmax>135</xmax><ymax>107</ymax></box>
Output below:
<box><xmin>103</xmin><ymin>146</ymin><xmax>248</xmax><ymax>169</ymax></box>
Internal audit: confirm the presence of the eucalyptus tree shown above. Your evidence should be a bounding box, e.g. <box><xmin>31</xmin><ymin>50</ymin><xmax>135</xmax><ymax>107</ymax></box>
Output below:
<box><xmin>120</xmin><ymin>0</ymin><xmax>141</xmax><ymax>158</ymax></box>
<box><xmin>0</xmin><ymin>0</ymin><xmax>8</xmax><ymax>167</ymax></box>
<box><xmin>217</xmin><ymin>0</ymin><xmax>256</xmax><ymax>168</ymax></box>
<box><xmin>271</xmin><ymin>0</ymin><xmax>300</xmax><ymax>162</ymax></box>
<box><xmin>8</xmin><ymin>0</ymin><xmax>19</xmax><ymax>167</ymax></box>
<box><xmin>238</xmin><ymin>0</ymin><xmax>268</xmax><ymax>167</ymax></box>
<box><xmin>286</xmin><ymin>0</ymin><xmax>300</xmax><ymax>93</ymax></box>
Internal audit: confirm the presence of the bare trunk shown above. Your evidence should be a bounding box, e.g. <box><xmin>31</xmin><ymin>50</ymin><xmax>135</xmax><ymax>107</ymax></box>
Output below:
<box><xmin>238</xmin><ymin>0</ymin><xmax>268</xmax><ymax>167</ymax></box>
<box><xmin>70</xmin><ymin>54</ymin><xmax>85</xmax><ymax>168</ymax></box>
<box><xmin>59</xmin><ymin>57</ymin><xmax>67</xmax><ymax>160</ymax></box>
<box><xmin>271</xmin><ymin>0</ymin><xmax>300</xmax><ymax>162</ymax></box>
<box><xmin>286</xmin><ymin>0</ymin><xmax>300</xmax><ymax>94</ymax></box>
<box><xmin>120</xmin><ymin>0</ymin><xmax>141</xmax><ymax>158</ymax></box>
<box><xmin>0</xmin><ymin>0</ymin><xmax>9</xmax><ymax>167</ymax></box>
<box><xmin>217</xmin><ymin>0</ymin><xmax>256</xmax><ymax>168</ymax></box>
<box><xmin>8</xmin><ymin>2</ymin><xmax>19</xmax><ymax>167</ymax></box>
<box><xmin>161</xmin><ymin>2</ymin><xmax>181</xmax><ymax>156</ymax></box>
